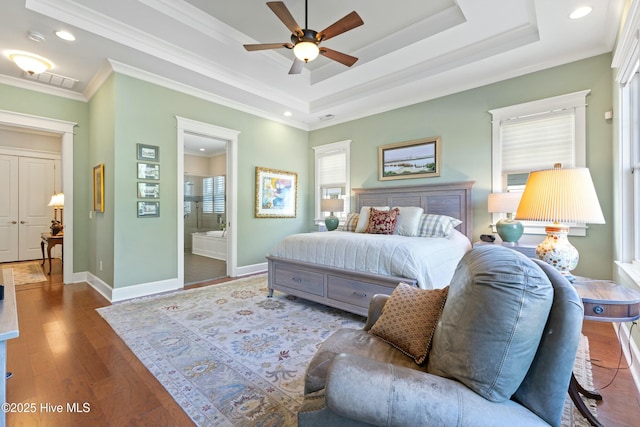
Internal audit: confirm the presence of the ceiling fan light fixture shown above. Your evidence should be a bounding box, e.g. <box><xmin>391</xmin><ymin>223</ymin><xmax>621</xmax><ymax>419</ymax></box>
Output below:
<box><xmin>293</xmin><ymin>41</ymin><xmax>319</xmax><ymax>63</ymax></box>
<box><xmin>7</xmin><ymin>50</ymin><xmax>52</xmax><ymax>75</ymax></box>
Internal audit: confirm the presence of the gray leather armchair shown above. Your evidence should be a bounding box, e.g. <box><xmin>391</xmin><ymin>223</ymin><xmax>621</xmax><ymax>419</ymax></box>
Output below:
<box><xmin>298</xmin><ymin>246</ymin><xmax>584</xmax><ymax>427</ymax></box>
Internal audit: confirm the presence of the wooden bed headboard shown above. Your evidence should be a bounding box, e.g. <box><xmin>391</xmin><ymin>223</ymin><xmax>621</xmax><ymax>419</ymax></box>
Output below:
<box><xmin>353</xmin><ymin>181</ymin><xmax>475</xmax><ymax>240</ymax></box>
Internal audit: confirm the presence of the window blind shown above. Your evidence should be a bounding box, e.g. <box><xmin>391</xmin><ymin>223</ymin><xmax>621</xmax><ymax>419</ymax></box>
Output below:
<box><xmin>203</xmin><ymin>177</ymin><xmax>213</xmax><ymax>213</ymax></box>
<box><xmin>317</xmin><ymin>151</ymin><xmax>346</xmax><ymax>186</ymax></box>
<box><xmin>213</xmin><ymin>175</ymin><xmax>225</xmax><ymax>214</ymax></box>
<box><xmin>501</xmin><ymin>110</ymin><xmax>576</xmax><ymax>174</ymax></box>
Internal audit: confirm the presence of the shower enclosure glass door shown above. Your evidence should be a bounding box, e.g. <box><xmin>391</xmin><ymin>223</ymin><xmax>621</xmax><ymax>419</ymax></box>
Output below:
<box><xmin>184</xmin><ymin>174</ymin><xmax>227</xmax><ymax>284</ymax></box>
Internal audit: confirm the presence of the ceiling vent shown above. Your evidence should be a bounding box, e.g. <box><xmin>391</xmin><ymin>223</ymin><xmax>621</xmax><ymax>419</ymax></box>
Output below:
<box><xmin>24</xmin><ymin>70</ymin><xmax>78</xmax><ymax>89</ymax></box>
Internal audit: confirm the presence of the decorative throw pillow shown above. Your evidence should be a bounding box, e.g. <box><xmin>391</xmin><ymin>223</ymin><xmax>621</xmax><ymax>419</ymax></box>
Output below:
<box><xmin>340</xmin><ymin>213</ymin><xmax>360</xmax><ymax>232</ymax></box>
<box><xmin>393</xmin><ymin>206</ymin><xmax>424</xmax><ymax>236</ymax></box>
<box><xmin>365</xmin><ymin>207</ymin><xmax>400</xmax><ymax>235</ymax></box>
<box><xmin>370</xmin><ymin>283</ymin><xmax>449</xmax><ymax>365</ymax></box>
<box><xmin>427</xmin><ymin>246</ymin><xmax>554</xmax><ymax>402</ymax></box>
<box><xmin>355</xmin><ymin>206</ymin><xmax>389</xmax><ymax>232</ymax></box>
<box><xmin>417</xmin><ymin>214</ymin><xmax>462</xmax><ymax>238</ymax></box>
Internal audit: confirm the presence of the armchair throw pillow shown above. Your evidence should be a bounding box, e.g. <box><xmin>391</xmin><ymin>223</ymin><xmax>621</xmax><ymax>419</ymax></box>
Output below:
<box><xmin>369</xmin><ymin>283</ymin><xmax>449</xmax><ymax>365</ymax></box>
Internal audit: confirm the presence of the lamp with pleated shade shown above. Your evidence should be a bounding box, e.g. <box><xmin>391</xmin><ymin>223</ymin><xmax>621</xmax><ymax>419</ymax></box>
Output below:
<box><xmin>515</xmin><ymin>164</ymin><xmax>605</xmax><ymax>281</ymax></box>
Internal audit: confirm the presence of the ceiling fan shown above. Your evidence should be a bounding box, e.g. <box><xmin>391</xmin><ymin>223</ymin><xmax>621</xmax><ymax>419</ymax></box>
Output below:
<box><xmin>243</xmin><ymin>1</ymin><xmax>364</xmax><ymax>74</ymax></box>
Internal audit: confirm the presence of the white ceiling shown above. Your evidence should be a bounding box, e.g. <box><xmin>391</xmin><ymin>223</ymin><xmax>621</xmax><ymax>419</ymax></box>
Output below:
<box><xmin>0</xmin><ymin>0</ymin><xmax>625</xmax><ymax>131</ymax></box>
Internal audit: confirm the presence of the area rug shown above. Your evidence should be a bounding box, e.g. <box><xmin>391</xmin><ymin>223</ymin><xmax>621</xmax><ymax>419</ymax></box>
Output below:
<box><xmin>97</xmin><ymin>274</ymin><xmax>596</xmax><ymax>427</ymax></box>
<box><xmin>1</xmin><ymin>261</ymin><xmax>46</xmax><ymax>285</ymax></box>
<box><xmin>97</xmin><ymin>274</ymin><xmax>365</xmax><ymax>426</ymax></box>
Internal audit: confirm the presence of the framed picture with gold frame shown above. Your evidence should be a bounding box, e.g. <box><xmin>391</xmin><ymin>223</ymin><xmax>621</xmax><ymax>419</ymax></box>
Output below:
<box><xmin>255</xmin><ymin>167</ymin><xmax>297</xmax><ymax>218</ymax></box>
<box><xmin>378</xmin><ymin>136</ymin><xmax>441</xmax><ymax>180</ymax></box>
<box><xmin>93</xmin><ymin>164</ymin><xmax>105</xmax><ymax>212</ymax></box>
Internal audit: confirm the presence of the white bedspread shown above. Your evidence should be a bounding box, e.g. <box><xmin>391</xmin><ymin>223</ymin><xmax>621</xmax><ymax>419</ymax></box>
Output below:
<box><xmin>268</xmin><ymin>230</ymin><xmax>471</xmax><ymax>289</ymax></box>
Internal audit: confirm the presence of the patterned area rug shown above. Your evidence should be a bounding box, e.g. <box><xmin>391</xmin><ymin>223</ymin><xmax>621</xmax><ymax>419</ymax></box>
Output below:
<box><xmin>97</xmin><ymin>274</ymin><xmax>596</xmax><ymax>427</ymax></box>
<box><xmin>1</xmin><ymin>261</ymin><xmax>46</xmax><ymax>285</ymax></box>
<box><xmin>97</xmin><ymin>274</ymin><xmax>364</xmax><ymax>426</ymax></box>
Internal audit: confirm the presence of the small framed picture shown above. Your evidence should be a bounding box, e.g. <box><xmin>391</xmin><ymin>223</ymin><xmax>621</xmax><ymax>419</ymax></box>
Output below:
<box><xmin>137</xmin><ymin>182</ymin><xmax>159</xmax><ymax>199</ymax></box>
<box><xmin>93</xmin><ymin>164</ymin><xmax>105</xmax><ymax>212</ymax></box>
<box><xmin>137</xmin><ymin>162</ymin><xmax>160</xmax><ymax>180</ymax></box>
<box><xmin>137</xmin><ymin>143</ymin><xmax>159</xmax><ymax>162</ymax></box>
<box><xmin>137</xmin><ymin>201</ymin><xmax>160</xmax><ymax>218</ymax></box>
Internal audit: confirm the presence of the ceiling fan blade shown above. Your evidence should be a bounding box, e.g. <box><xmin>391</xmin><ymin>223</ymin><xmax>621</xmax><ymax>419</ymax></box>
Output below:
<box><xmin>267</xmin><ymin>1</ymin><xmax>303</xmax><ymax>36</ymax></box>
<box><xmin>317</xmin><ymin>11</ymin><xmax>363</xmax><ymax>42</ymax></box>
<box><xmin>244</xmin><ymin>42</ymin><xmax>293</xmax><ymax>51</ymax></box>
<box><xmin>288</xmin><ymin>58</ymin><xmax>304</xmax><ymax>74</ymax></box>
<box><xmin>319</xmin><ymin>48</ymin><xmax>358</xmax><ymax>67</ymax></box>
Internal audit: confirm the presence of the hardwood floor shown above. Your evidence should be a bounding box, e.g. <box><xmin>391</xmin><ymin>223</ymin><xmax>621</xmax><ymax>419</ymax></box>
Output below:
<box><xmin>3</xmin><ymin>259</ymin><xmax>640</xmax><ymax>426</ymax></box>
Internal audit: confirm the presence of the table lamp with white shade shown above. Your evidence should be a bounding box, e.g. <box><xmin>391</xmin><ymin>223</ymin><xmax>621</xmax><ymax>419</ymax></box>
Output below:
<box><xmin>488</xmin><ymin>192</ymin><xmax>523</xmax><ymax>245</ymax></box>
<box><xmin>321</xmin><ymin>198</ymin><xmax>344</xmax><ymax>231</ymax></box>
<box><xmin>515</xmin><ymin>164</ymin><xmax>605</xmax><ymax>281</ymax></box>
<box><xmin>48</xmin><ymin>192</ymin><xmax>64</xmax><ymax>235</ymax></box>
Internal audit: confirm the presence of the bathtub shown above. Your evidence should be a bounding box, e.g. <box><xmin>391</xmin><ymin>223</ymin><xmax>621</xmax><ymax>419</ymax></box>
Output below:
<box><xmin>192</xmin><ymin>231</ymin><xmax>226</xmax><ymax>261</ymax></box>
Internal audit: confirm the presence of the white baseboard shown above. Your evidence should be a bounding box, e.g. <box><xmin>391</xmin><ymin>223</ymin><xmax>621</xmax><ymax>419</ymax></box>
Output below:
<box><xmin>616</xmin><ymin>322</ymin><xmax>640</xmax><ymax>394</ymax></box>
<box><xmin>85</xmin><ymin>272</ymin><xmax>113</xmax><ymax>302</ymax></box>
<box><xmin>84</xmin><ymin>271</ymin><xmax>182</xmax><ymax>303</ymax></box>
<box><xmin>235</xmin><ymin>262</ymin><xmax>267</xmax><ymax>277</ymax></box>
<box><xmin>75</xmin><ymin>262</ymin><xmax>267</xmax><ymax>304</ymax></box>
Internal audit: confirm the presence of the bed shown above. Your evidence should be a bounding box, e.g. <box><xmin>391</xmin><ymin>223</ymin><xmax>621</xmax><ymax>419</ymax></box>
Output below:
<box><xmin>266</xmin><ymin>181</ymin><xmax>475</xmax><ymax>316</ymax></box>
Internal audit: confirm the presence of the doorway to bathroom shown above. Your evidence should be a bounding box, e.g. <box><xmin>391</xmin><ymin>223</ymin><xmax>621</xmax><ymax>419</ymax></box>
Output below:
<box><xmin>183</xmin><ymin>133</ymin><xmax>228</xmax><ymax>285</ymax></box>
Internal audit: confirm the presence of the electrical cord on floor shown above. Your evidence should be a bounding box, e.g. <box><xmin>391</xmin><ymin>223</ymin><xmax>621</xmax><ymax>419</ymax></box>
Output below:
<box><xmin>590</xmin><ymin>321</ymin><xmax>637</xmax><ymax>391</ymax></box>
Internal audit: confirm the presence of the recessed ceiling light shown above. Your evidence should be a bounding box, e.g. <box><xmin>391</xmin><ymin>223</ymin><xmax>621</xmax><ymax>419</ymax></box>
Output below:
<box><xmin>283</xmin><ymin>111</ymin><xmax>292</xmax><ymax>117</ymax></box>
<box><xmin>55</xmin><ymin>30</ymin><xmax>76</xmax><ymax>42</ymax></box>
<box><xmin>570</xmin><ymin>6</ymin><xmax>592</xmax><ymax>19</ymax></box>
<box><xmin>199</xmin><ymin>148</ymin><xmax>206</xmax><ymax>152</ymax></box>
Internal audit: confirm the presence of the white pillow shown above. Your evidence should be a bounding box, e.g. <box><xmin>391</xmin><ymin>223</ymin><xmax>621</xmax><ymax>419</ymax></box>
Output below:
<box><xmin>355</xmin><ymin>206</ymin><xmax>389</xmax><ymax>232</ymax></box>
<box><xmin>393</xmin><ymin>206</ymin><xmax>424</xmax><ymax>236</ymax></box>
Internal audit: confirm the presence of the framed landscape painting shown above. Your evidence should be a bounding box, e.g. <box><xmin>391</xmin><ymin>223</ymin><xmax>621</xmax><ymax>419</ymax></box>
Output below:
<box><xmin>255</xmin><ymin>167</ymin><xmax>297</xmax><ymax>218</ymax></box>
<box><xmin>378</xmin><ymin>136</ymin><xmax>441</xmax><ymax>180</ymax></box>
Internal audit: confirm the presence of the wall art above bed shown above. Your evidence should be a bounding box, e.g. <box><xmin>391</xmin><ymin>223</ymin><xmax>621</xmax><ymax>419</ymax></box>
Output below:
<box><xmin>255</xmin><ymin>166</ymin><xmax>298</xmax><ymax>218</ymax></box>
<box><xmin>378</xmin><ymin>136</ymin><xmax>441</xmax><ymax>181</ymax></box>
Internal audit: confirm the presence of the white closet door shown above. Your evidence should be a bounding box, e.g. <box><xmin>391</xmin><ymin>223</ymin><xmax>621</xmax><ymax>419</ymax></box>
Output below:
<box><xmin>18</xmin><ymin>157</ymin><xmax>54</xmax><ymax>260</ymax></box>
<box><xmin>0</xmin><ymin>155</ymin><xmax>19</xmax><ymax>262</ymax></box>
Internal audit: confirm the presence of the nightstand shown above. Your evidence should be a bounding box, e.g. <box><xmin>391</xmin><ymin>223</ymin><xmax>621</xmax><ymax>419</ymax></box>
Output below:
<box><xmin>569</xmin><ymin>278</ymin><xmax>640</xmax><ymax>427</ymax></box>
<box><xmin>473</xmin><ymin>241</ymin><xmax>537</xmax><ymax>258</ymax></box>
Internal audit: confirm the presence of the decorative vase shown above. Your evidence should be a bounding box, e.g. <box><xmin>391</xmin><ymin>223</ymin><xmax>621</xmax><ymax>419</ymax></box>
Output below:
<box><xmin>536</xmin><ymin>224</ymin><xmax>578</xmax><ymax>281</ymax></box>
<box><xmin>325</xmin><ymin>214</ymin><xmax>339</xmax><ymax>231</ymax></box>
<box><xmin>495</xmin><ymin>213</ymin><xmax>523</xmax><ymax>244</ymax></box>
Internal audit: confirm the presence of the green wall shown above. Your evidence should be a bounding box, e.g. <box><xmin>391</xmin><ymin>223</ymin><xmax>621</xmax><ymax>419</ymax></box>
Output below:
<box><xmin>107</xmin><ymin>74</ymin><xmax>309</xmax><ymax>287</ymax></box>
<box><xmin>88</xmin><ymin>75</ymin><xmax>116</xmax><ymax>285</ymax></box>
<box><xmin>309</xmin><ymin>53</ymin><xmax>614</xmax><ymax>280</ymax></box>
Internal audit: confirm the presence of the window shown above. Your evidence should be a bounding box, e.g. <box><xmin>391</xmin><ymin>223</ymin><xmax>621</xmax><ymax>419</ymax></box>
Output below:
<box><xmin>201</xmin><ymin>175</ymin><xmax>225</xmax><ymax>214</ymax></box>
<box><xmin>612</xmin><ymin>1</ymin><xmax>640</xmax><ymax>282</ymax></box>
<box><xmin>203</xmin><ymin>177</ymin><xmax>213</xmax><ymax>213</ymax></box>
<box><xmin>618</xmin><ymin>60</ymin><xmax>640</xmax><ymax>263</ymax></box>
<box><xmin>314</xmin><ymin>140</ymin><xmax>351</xmax><ymax>224</ymax></box>
<box><xmin>489</xmin><ymin>90</ymin><xmax>590</xmax><ymax>235</ymax></box>
<box><xmin>213</xmin><ymin>175</ymin><xmax>225</xmax><ymax>214</ymax></box>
